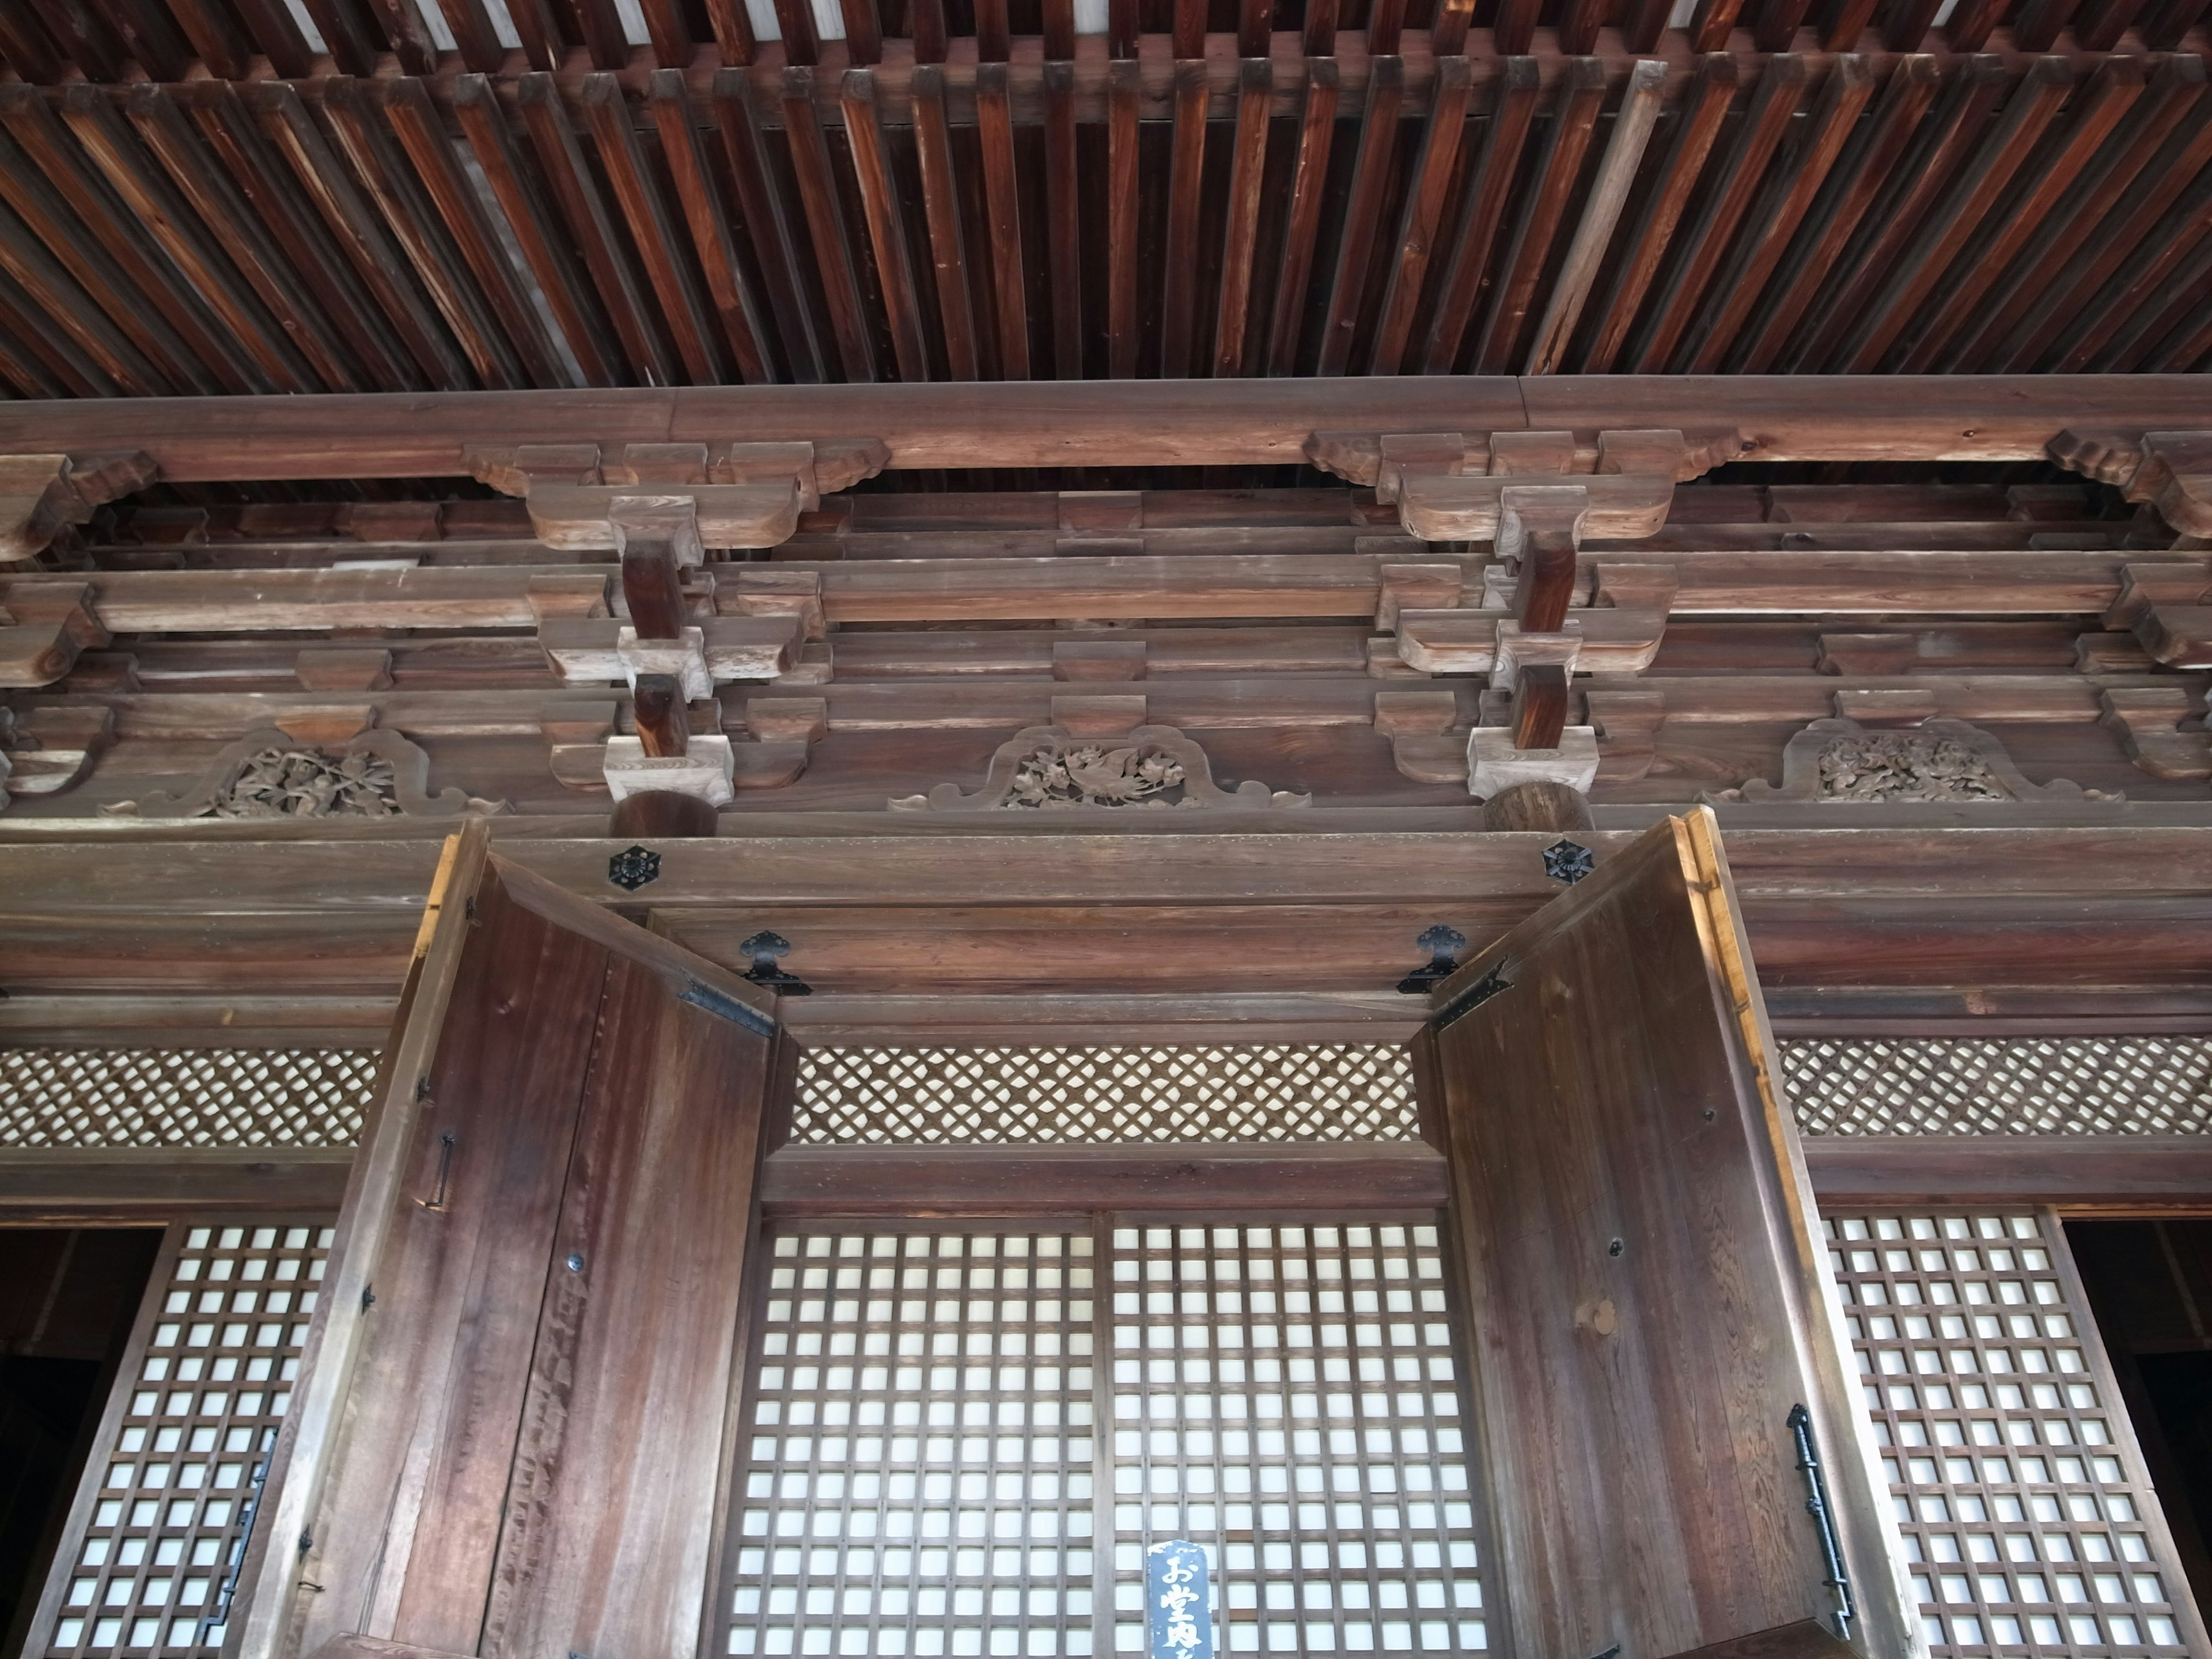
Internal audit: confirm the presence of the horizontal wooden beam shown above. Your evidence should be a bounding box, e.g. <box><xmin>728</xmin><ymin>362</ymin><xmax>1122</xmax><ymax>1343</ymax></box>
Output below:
<box><xmin>0</xmin><ymin>1147</ymin><xmax>354</xmax><ymax>1220</ymax></box>
<box><xmin>757</xmin><ymin>1141</ymin><xmax>1452</xmax><ymax>1213</ymax></box>
<box><xmin>0</xmin><ymin>377</ymin><xmax>2202</xmax><ymax>479</ymax></box>
<box><xmin>1800</xmin><ymin>1135</ymin><xmax>2212</xmax><ymax>1208</ymax></box>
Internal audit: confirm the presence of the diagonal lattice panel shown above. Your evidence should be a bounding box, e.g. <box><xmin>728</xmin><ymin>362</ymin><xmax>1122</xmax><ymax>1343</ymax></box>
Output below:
<box><xmin>1782</xmin><ymin>1039</ymin><xmax>2212</xmax><ymax>1138</ymax></box>
<box><xmin>790</xmin><ymin>1047</ymin><xmax>1422</xmax><ymax>1145</ymax></box>
<box><xmin>0</xmin><ymin>1049</ymin><xmax>377</xmax><ymax>1147</ymax></box>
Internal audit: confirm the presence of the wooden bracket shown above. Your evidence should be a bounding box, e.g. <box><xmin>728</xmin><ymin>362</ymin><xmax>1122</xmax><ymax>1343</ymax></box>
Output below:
<box><xmin>2050</xmin><ymin>430</ymin><xmax>2212</xmax><ymax>536</ymax></box>
<box><xmin>1467</xmin><ymin>725</ymin><xmax>1599</xmax><ymax>800</ymax></box>
<box><xmin>2099</xmin><ymin>686</ymin><xmax>2212</xmax><ymax>780</ymax></box>
<box><xmin>0</xmin><ymin>451</ymin><xmax>158</xmax><ymax>563</ymax></box>
<box><xmin>539</xmin><ymin>613</ymin><xmax>803</xmax><ymax>688</ymax></box>
<box><xmin>722</xmin><ymin>567</ymin><xmax>827</xmax><ymax>640</ymax></box>
<box><xmin>1305</xmin><ymin>428</ymin><xmax>1688</xmax><ymax>543</ymax></box>
<box><xmin>2102</xmin><ymin>561</ymin><xmax>2212</xmax><ymax>666</ymax></box>
<box><xmin>0</xmin><ymin>578</ymin><xmax>109</xmax><ymax>687</ymax></box>
<box><xmin>0</xmin><ymin>704</ymin><xmax>113</xmax><ymax>804</ymax></box>
<box><xmin>1373</xmin><ymin>688</ymin><xmax>1466</xmax><ymax>783</ymax></box>
<box><xmin>1585</xmin><ymin>687</ymin><xmax>1665</xmax><ymax>782</ymax></box>
<box><xmin>467</xmin><ymin>438</ymin><xmax>889</xmax><ymax>551</ymax></box>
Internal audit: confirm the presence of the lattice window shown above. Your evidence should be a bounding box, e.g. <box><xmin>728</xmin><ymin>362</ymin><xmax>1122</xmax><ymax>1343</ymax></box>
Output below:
<box><xmin>1107</xmin><ymin>1222</ymin><xmax>1484</xmax><ymax>1656</ymax></box>
<box><xmin>791</xmin><ymin>1048</ymin><xmax>1420</xmax><ymax>1145</ymax></box>
<box><xmin>724</xmin><ymin>1228</ymin><xmax>1101</xmax><ymax>1657</ymax></box>
<box><xmin>29</xmin><ymin>1218</ymin><xmax>335</xmax><ymax>1659</ymax></box>
<box><xmin>0</xmin><ymin>1049</ymin><xmax>375</xmax><ymax>1147</ymax></box>
<box><xmin>1822</xmin><ymin>1209</ymin><xmax>2206</xmax><ymax>1658</ymax></box>
<box><xmin>1781</xmin><ymin>1038</ymin><xmax>2212</xmax><ymax>1137</ymax></box>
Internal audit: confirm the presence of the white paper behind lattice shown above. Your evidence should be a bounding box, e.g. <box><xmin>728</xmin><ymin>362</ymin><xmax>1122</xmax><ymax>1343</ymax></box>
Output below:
<box><xmin>1782</xmin><ymin>1039</ymin><xmax>2212</xmax><ymax>1138</ymax></box>
<box><xmin>5</xmin><ymin>1037</ymin><xmax>2211</xmax><ymax>1150</ymax></box>
<box><xmin>0</xmin><ymin>1050</ymin><xmax>376</xmax><ymax>1147</ymax></box>
<box><xmin>790</xmin><ymin>1046</ymin><xmax>1423</xmax><ymax>1144</ymax></box>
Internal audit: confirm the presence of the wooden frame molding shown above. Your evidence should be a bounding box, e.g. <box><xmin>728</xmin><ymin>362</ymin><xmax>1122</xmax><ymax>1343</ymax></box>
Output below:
<box><xmin>0</xmin><ymin>377</ymin><xmax>2204</xmax><ymax>480</ymax></box>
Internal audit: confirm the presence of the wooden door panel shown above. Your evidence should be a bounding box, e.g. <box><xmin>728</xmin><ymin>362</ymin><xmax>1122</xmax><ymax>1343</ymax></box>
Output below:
<box><xmin>1426</xmin><ymin>809</ymin><xmax>1905</xmax><ymax>1659</ymax></box>
<box><xmin>302</xmin><ymin>866</ymin><xmax>611</xmax><ymax>1658</ymax></box>
<box><xmin>482</xmin><ymin>950</ymin><xmax>778</xmax><ymax>1659</ymax></box>
<box><xmin>276</xmin><ymin>849</ymin><xmax>782</xmax><ymax>1659</ymax></box>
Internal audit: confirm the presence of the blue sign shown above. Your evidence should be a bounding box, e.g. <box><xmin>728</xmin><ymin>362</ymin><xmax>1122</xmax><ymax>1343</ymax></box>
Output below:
<box><xmin>1145</xmin><ymin>1540</ymin><xmax>1213</xmax><ymax>1659</ymax></box>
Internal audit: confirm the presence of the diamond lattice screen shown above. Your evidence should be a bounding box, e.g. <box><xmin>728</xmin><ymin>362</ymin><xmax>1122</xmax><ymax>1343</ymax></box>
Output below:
<box><xmin>1782</xmin><ymin>1039</ymin><xmax>2212</xmax><ymax>1137</ymax></box>
<box><xmin>1822</xmin><ymin>1209</ymin><xmax>2206</xmax><ymax>1658</ymax></box>
<box><xmin>0</xmin><ymin>1049</ymin><xmax>375</xmax><ymax>1147</ymax></box>
<box><xmin>28</xmin><ymin>1218</ymin><xmax>335</xmax><ymax>1659</ymax></box>
<box><xmin>790</xmin><ymin>1048</ymin><xmax>1421</xmax><ymax>1144</ymax></box>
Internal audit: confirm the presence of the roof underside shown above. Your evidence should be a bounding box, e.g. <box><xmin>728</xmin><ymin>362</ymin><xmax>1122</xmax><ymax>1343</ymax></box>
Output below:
<box><xmin>0</xmin><ymin>0</ymin><xmax>2206</xmax><ymax>397</ymax></box>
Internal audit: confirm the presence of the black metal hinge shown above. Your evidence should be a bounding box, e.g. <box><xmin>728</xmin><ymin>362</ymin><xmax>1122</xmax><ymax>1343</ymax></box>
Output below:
<box><xmin>1433</xmin><ymin>962</ymin><xmax>1513</xmax><ymax>1031</ymax></box>
<box><xmin>678</xmin><ymin>978</ymin><xmax>778</xmax><ymax>1039</ymax></box>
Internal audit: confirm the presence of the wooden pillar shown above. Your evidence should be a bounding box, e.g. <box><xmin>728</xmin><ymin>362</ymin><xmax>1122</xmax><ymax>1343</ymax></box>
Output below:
<box><xmin>1480</xmin><ymin>778</ymin><xmax>1594</xmax><ymax>832</ymax></box>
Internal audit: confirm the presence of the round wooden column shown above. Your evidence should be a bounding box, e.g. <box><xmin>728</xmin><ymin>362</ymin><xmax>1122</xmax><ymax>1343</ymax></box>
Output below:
<box><xmin>1480</xmin><ymin>781</ymin><xmax>1595</xmax><ymax>833</ymax></box>
<box><xmin>608</xmin><ymin>790</ymin><xmax>719</xmax><ymax>838</ymax></box>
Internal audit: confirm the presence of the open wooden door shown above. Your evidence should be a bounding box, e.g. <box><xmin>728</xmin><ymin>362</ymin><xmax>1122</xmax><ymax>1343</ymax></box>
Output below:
<box><xmin>1421</xmin><ymin>809</ymin><xmax>1910</xmax><ymax>1659</ymax></box>
<box><xmin>226</xmin><ymin>826</ymin><xmax>791</xmax><ymax>1659</ymax></box>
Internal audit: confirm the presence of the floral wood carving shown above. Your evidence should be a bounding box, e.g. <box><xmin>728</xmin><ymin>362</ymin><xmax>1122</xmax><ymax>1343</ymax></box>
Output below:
<box><xmin>120</xmin><ymin>727</ymin><xmax>484</xmax><ymax>819</ymax></box>
<box><xmin>1704</xmin><ymin>718</ymin><xmax>2116</xmax><ymax>805</ymax></box>
<box><xmin>891</xmin><ymin>725</ymin><xmax>1310</xmax><ymax>812</ymax></box>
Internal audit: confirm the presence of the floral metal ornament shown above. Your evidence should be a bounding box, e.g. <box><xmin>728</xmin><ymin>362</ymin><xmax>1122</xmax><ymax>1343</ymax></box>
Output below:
<box><xmin>607</xmin><ymin>844</ymin><xmax>661</xmax><ymax>891</ymax></box>
<box><xmin>1543</xmin><ymin>839</ymin><xmax>1596</xmax><ymax>885</ymax></box>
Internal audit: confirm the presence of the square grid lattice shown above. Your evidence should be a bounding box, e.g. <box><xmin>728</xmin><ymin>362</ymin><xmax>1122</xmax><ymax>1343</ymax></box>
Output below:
<box><xmin>1107</xmin><ymin>1223</ymin><xmax>1484</xmax><ymax>1656</ymax></box>
<box><xmin>790</xmin><ymin>1048</ymin><xmax>1420</xmax><ymax>1146</ymax></box>
<box><xmin>0</xmin><ymin>1049</ymin><xmax>375</xmax><ymax>1147</ymax></box>
<box><xmin>724</xmin><ymin>1229</ymin><xmax>1101</xmax><ymax>1657</ymax></box>
<box><xmin>1782</xmin><ymin>1040</ymin><xmax>2212</xmax><ymax>1137</ymax></box>
<box><xmin>32</xmin><ymin>1218</ymin><xmax>334</xmax><ymax>1659</ymax></box>
<box><xmin>1823</xmin><ymin>1209</ymin><xmax>2206</xmax><ymax>1658</ymax></box>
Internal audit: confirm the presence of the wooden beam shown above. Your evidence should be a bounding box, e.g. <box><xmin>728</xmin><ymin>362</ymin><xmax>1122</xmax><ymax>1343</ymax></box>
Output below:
<box><xmin>0</xmin><ymin>1149</ymin><xmax>354</xmax><ymax>1220</ymax></box>
<box><xmin>759</xmin><ymin>1141</ymin><xmax>1451</xmax><ymax>1215</ymax></box>
<box><xmin>1801</xmin><ymin>1136</ymin><xmax>2212</xmax><ymax>1206</ymax></box>
<box><xmin>2</xmin><ymin>379</ymin><xmax>2210</xmax><ymax>478</ymax></box>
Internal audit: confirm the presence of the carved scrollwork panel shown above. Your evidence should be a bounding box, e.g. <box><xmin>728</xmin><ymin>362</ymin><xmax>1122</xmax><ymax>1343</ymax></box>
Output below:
<box><xmin>889</xmin><ymin>724</ymin><xmax>1310</xmax><ymax>812</ymax></box>
<box><xmin>120</xmin><ymin>726</ymin><xmax>484</xmax><ymax>819</ymax></box>
<box><xmin>1703</xmin><ymin>718</ymin><xmax>2117</xmax><ymax>805</ymax></box>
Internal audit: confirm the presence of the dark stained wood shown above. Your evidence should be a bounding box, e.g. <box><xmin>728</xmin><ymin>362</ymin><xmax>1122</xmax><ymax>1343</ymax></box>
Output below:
<box><xmin>1799</xmin><ymin>1136</ymin><xmax>2212</xmax><ymax>1205</ymax></box>
<box><xmin>651</xmin><ymin>70</ymin><xmax>776</xmax><ymax>385</ymax></box>
<box><xmin>1736</xmin><ymin>54</ymin><xmax>1944</xmax><ymax>373</ymax></box>
<box><xmin>1835</xmin><ymin>55</ymin><xmax>2075</xmax><ymax>373</ymax></box>
<box><xmin>1043</xmin><ymin>59</ymin><xmax>1084</xmax><ymax>378</ymax></box>
<box><xmin>781</xmin><ymin>66</ymin><xmax>880</xmax><ymax>382</ymax></box>
<box><xmin>1479</xmin><ymin>779</ymin><xmax>1595</xmax><ymax>831</ymax></box>
<box><xmin>1630</xmin><ymin>55</ymin><xmax>1808</xmax><ymax>373</ymax></box>
<box><xmin>1472</xmin><ymin>55</ymin><xmax>1608</xmax><ymax>375</ymax></box>
<box><xmin>758</xmin><ymin>1141</ymin><xmax>1452</xmax><ymax>1215</ymax></box>
<box><xmin>0</xmin><ymin>1149</ymin><xmax>354</xmax><ymax>1220</ymax></box>
<box><xmin>319</xmin><ymin>75</ymin><xmax>527</xmax><ymax>389</ymax></box>
<box><xmin>1510</xmin><ymin>660</ymin><xmax>1570</xmax><ymax>749</ymax></box>
<box><xmin>630</xmin><ymin>672</ymin><xmax>690</xmax><ymax>756</ymax></box>
<box><xmin>0</xmin><ymin>198</ymin><xmax>170</xmax><ymax>397</ymax></box>
<box><xmin>249</xmin><ymin>81</ymin><xmax>472</xmax><ymax>391</ymax></box>
<box><xmin>580</xmin><ymin>71</ymin><xmax>730</xmax><ymax>387</ymax></box>
<box><xmin>1316</xmin><ymin>54</ymin><xmax>1406</xmax><ymax>376</ymax></box>
<box><xmin>710</xmin><ymin>70</ymin><xmax>828</xmax><ymax>385</ymax></box>
<box><xmin>1212</xmin><ymin>58</ymin><xmax>1275</xmax><ymax>378</ymax></box>
<box><xmin>840</xmin><ymin>69</ymin><xmax>931</xmax><ymax>382</ymax></box>
<box><xmin>1684</xmin><ymin>55</ymin><xmax>1876</xmax><ymax>374</ymax></box>
<box><xmin>1106</xmin><ymin>57</ymin><xmax>1142</xmax><ymax>379</ymax></box>
<box><xmin>1264</xmin><ymin>56</ymin><xmax>1342</xmax><ymax>377</ymax></box>
<box><xmin>478</xmin><ymin>949</ymin><xmax>775</xmax><ymax>1659</ymax></box>
<box><xmin>384</xmin><ymin>77</ymin><xmax>566</xmax><ymax>386</ymax></box>
<box><xmin>294</xmin><ymin>865</ymin><xmax>615</xmax><ymax>1659</ymax></box>
<box><xmin>1418</xmin><ymin>55</ymin><xmax>1539</xmax><ymax>375</ymax></box>
<box><xmin>1161</xmin><ymin>58</ymin><xmax>1212</xmax><ymax>378</ymax></box>
<box><xmin>518</xmin><ymin>73</ymin><xmax>676</xmax><ymax>388</ymax></box>
<box><xmin>1580</xmin><ymin>52</ymin><xmax>1737</xmax><ymax>374</ymax></box>
<box><xmin>1426</xmin><ymin>810</ymin><xmax>1909</xmax><ymax>1659</ymax></box>
<box><xmin>912</xmin><ymin>65</ymin><xmax>981</xmax><ymax>381</ymax></box>
<box><xmin>608</xmin><ymin>790</ymin><xmax>722</xmax><ymax>838</ymax></box>
<box><xmin>451</xmin><ymin>74</ymin><xmax>623</xmax><ymax>391</ymax></box>
<box><xmin>975</xmin><ymin>62</ymin><xmax>1031</xmax><ymax>382</ymax></box>
<box><xmin>1369</xmin><ymin>52</ymin><xmax>1474</xmax><ymax>377</ymax></box>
